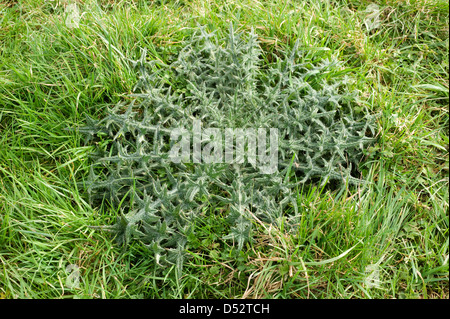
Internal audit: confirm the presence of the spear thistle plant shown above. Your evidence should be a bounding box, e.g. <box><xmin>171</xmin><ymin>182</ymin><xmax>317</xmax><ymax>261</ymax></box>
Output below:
<box><xmin>79</xmin><ymin>25</ymin><xmax>377</xmax><ymax>273</ymax></box>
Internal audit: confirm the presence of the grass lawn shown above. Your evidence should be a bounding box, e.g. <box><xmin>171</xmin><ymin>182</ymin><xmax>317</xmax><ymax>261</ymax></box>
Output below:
<box><xmin>0</xmin><ymin>0</ymin><xmax>448</xmax><ymax>299</ymax></box>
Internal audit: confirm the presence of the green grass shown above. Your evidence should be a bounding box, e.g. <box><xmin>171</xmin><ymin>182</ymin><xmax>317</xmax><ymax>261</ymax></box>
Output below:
<box><xmin>0</xmin><ymin>0</ymin><xmax>448</xmax><ymax>299</ymax></box>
